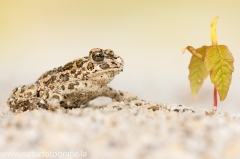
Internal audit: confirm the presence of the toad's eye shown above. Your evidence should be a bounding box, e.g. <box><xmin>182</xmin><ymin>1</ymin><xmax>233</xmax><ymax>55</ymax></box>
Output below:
<box><xmin>92</xmin><ymin>52</ymin><xmax>104</xmax><ymax>62</ymax></box>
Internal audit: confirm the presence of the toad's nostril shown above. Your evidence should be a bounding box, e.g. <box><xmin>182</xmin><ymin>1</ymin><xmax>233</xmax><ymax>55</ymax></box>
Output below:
<box><xmin>116</xmin><ymin>56</ymin><xmax>124</xmax><ymax>65</ymax></box>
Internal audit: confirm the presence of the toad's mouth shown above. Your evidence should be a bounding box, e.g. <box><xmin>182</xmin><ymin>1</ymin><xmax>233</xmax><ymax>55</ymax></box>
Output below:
<box><xmin>89</xmin><ymin>68</ymin><xmax>123</xmax><ymax>78</ymax></box>
<box><xmin>96</xmin><ymin>67</ymin><xmax>123</xmax><ymax>74</ymax></box>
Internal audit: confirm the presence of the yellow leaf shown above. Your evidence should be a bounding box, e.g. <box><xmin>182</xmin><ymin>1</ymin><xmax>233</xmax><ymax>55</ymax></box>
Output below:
<box><xmin>188</xmin><ymin>46</ymin><xmax>209</xmax><ymax>99</ymax></box>
<box><xmin>205</xmin><ymin>45</ymin><xmax>234</xmax><ymax>101</ymax></box>
<box><xmin>210</xmin><ymin>17</ymin><xmax>219</xmax><ymax>46</ymax></box>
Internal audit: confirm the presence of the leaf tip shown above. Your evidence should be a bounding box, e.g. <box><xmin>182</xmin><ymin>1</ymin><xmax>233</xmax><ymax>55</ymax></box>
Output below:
<box><xmin>182</xmin><ymin>47</ymin><xmax>187</xmax><ymax>54</ymax></box>
<box><xmin>219</xmin><ymin>96</ymin><xmax>226</xmax><ymax>101</ymax></box>
<box><xmin>192</xmin><ymin>93</ymin><xmax>198</xmax><ymax>100</ymax></box>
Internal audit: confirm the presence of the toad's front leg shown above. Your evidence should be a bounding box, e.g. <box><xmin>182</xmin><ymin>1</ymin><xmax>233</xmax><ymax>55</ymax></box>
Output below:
<box><xmin>100</xmin><ymin>86</ymin><xmax>161</xmax><ymax>108</ymax></box>
<box><xmin>100</xmin><ymin>86</ymin><xmax>138</xmax><ymax>102</ymax></box>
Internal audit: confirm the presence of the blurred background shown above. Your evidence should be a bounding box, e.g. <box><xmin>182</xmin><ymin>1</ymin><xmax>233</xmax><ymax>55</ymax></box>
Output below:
<box><xmin>1</xmin><ymin>0</ymin><xmax>240</xmax><ymax>114</ymax></box>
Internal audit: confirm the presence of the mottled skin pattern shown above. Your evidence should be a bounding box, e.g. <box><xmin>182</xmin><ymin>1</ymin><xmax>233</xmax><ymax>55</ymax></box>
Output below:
<box><xmin>7</xmin><ymin>48</ymin><xmax>138</xmax><ymax>112</ymax></box>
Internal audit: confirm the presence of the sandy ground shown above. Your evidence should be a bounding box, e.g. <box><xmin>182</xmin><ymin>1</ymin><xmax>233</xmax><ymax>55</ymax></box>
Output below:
<box><xmin>0</xmin><ymin>102</ymin><xmax>240</xmax><ymax>159</ymax></box>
